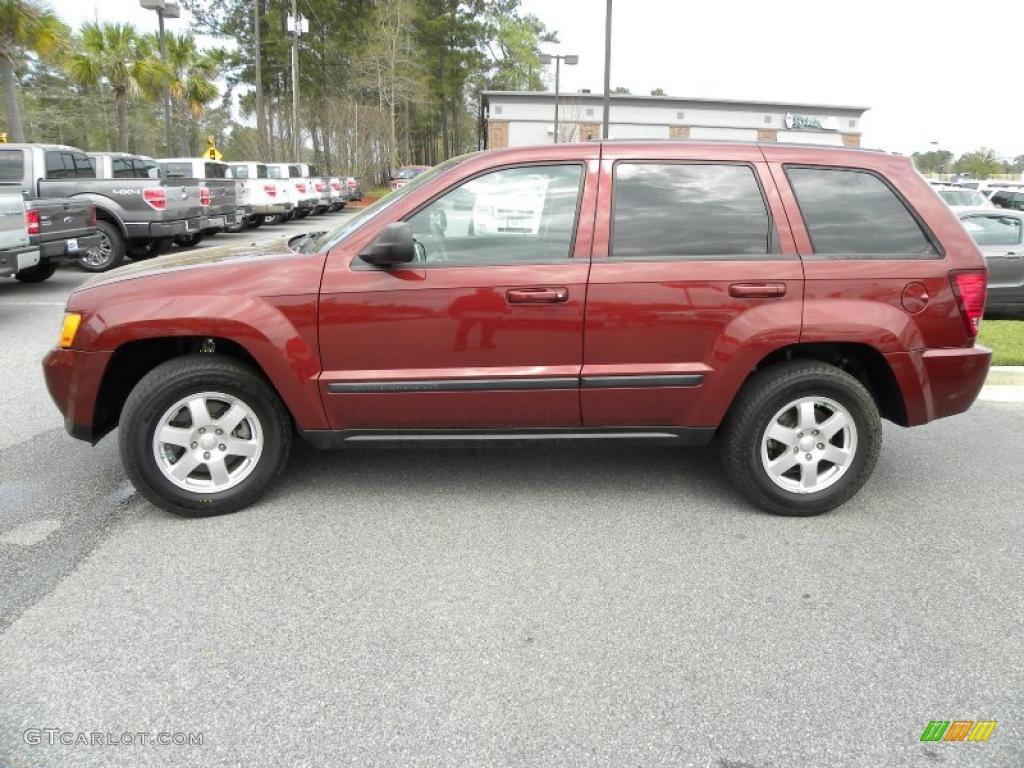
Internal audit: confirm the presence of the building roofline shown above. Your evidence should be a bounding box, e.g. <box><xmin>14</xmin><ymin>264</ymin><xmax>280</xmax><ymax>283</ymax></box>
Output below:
<box><xmin>481</xmin><ymin>90</ymin><xmax>870</xmax><ymax>114</ymax></box>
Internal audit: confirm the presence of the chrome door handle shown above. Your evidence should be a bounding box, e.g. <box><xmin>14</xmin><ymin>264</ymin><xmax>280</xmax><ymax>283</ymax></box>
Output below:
<box><xmin>506</xmin><ymin>287</ymin><xmax>569</xmax><ymax>304</ymax></box>
<box><xmin>729</xmin><ymin>282</ymin><xmax>787</xmax><ymax>298</ymax></box>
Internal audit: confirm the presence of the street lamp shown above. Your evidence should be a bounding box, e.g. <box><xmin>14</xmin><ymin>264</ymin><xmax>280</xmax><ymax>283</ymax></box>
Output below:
<box><xmin>139</xmin><ymin>0</ymin><xmax>179</xmax><ymax>155</ymax></box>
<box><xmin>539</xmin><ymin>52</ymin><xmax>578</xmax><ymax>144</ymax></box>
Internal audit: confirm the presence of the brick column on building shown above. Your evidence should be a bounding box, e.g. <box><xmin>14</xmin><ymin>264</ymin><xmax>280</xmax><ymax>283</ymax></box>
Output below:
<box><xmin>669</xmin><ymin>125</ymin><xmax>690</xmax><ymax>139</ymax></box>
<box><xmin>757</xmin><ymin>129</ymin><xmax>778</xmax><ymax>141</ymax></box>
<box><xmin>842</xmin><ymin>133</ymin><xmax>861</xmax><ymax>147</ymax></box>
<box><xmin>487</xmin><ymin>120</ymin><xmax>509</xmax><ymax>149</ymax></box>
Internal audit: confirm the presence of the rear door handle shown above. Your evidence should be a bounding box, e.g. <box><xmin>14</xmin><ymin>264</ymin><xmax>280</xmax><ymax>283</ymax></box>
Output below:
<box><xmin>1005</xmin><ymin>252</ymin><xmax>1021</xmax><ymax>259</ymax></box>
<box><xmin>729</xmin><ymin>282</ymin><xmax>786</xmax><ymax>298</ymax></box>
<box><xmin>506</xmin><ymin>287</ymin><xmax>569</xmax><ymax>304</ymax></box>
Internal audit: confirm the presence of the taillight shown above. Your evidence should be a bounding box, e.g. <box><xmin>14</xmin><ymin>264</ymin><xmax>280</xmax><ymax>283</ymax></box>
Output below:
<box><xmin>199</xmin><ymin>187</ymin><xmax>211</xmax><ymax>206</ymax></box>
<box><xmin>296</xmin><ymin>182</ymin><xmax>307</xmax><ymax>193</ymax></box>
<box><xmin>949</xmin><ymin>270</ymin><xmax>987</xmax><ymax>338</ymax></box>
<box><xmin>88</xmin><ymin>206</ymin><xmax>96</xmax><ymax>227</ymax></box>
<box><xmin>315</xmin><ymin>181</ymin><xmax>324</xmax><ymax>192</ymax></box>
<box><xmin>142</xmin><ymin>187</ymin><xmax>166</xmax><ymax>210</ymax></box>
<box><xmin>331</xmin><ymin>181</ymin><xmax>340</xmax><ymax>191</ymax></box>
<box><xmin>264</xmin><ymin>183</ymin><xmax>276</xmax><ymax>197</ymax></box>
<box><xmin>26</xmin><ymin>208</ymin><xmax>40</xmax><ymax>235</ymax></box>
<box><xmin>347</xmin><ymin>179</ymin><xmax>357</xmax><ymax>189</ymax></box>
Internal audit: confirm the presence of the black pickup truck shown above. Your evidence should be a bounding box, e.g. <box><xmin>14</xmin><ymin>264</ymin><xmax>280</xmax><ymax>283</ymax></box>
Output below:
<box><xmin>0</xmin><ymin>144</ymin><xmax>202</xmax><ymax>272</ymax></box>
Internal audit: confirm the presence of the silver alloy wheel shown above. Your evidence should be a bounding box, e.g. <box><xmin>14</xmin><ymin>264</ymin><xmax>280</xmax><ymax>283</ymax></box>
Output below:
<box><xmin>760</xmin><ymin>396</ymin><xmax>858</xmax><ymax>494</ymax></box>
<box><xmin>79</xmin><ymin>230</ymin><xmax>112</xmax><ymax>269</ymax></box>
<box><xmin>152</xmin><ymin>391</ymin><xmax>263</xmax><ymax>493</ymax></box>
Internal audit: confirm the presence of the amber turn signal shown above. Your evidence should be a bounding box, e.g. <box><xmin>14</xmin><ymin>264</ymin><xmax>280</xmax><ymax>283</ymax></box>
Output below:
<box><xmin>59</xmin><ymin>313</ymin><xmax>82</xmax><ymax>349</ymax></box>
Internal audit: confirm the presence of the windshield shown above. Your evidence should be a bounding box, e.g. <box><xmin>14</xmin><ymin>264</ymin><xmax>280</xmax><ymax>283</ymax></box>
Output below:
<box><xmin>306</xmin><ymin>156</ymin><xmax>466</xmax><ymax>253</ymax></box>
<box><xmin>939</xmin><ymin>189</ymin><xmax>989</xmax><ymax>207</ymax></box>
<box><xmin>397</xmin><ymin>166</ymin><xmax>425</xmax><ymax>179</ymax></box>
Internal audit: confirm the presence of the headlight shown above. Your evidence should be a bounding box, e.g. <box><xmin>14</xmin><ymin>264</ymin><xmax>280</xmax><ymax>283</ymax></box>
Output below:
<box><xmin>59</xmin><ymin>313</ymin><xmax>82</xmax><ymax>349</ymax></box>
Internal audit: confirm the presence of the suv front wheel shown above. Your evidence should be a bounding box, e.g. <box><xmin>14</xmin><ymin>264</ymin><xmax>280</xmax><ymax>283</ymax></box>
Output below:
<box><xmin>721</xmin><ymin>361</ymin><xmax>882</xmax><ymax>516</ymax></box>
<box><xmin>119</xmin><ymin>355</ymin><xmax>292</xmax><ymax>516</ymax></box>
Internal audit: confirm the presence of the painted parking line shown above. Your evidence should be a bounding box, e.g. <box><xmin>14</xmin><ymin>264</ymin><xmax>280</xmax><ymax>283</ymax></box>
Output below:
<box><xmin>977</xmin><ymin>385</ymin><xmax>1024</xmax><ymax>403</ymax></box>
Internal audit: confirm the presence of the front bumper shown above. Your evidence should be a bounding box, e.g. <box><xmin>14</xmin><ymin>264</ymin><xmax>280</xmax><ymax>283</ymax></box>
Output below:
<box><xmin>887</xmin><ymin>344</ymin><xmax>991</xmax><ymax>426</ymax></box>
<box><xmin>43</xmin><ymin>347</ymin><xmax>114</xmax><ymax>443</ymax></box>
<box><xmin>0</xmin><ymin>247</ymin><xmax>40</xmax><ymax>277</ymax></box>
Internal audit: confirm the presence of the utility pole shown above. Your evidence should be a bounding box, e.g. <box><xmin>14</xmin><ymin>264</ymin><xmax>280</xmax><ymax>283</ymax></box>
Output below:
<box><xmin>290</xmin><ymin>0</ymin><xmax>300</xmax><ymax>159</ymax></box>
<box><xmin>602</xmin><ymin>0</ymin><xmax>612</xmax><ymax>139</ymax></box>
<box><xmin>254</xmin><ymin>0</ymin><xmax>266</xmax><ymax>158</ymax></box>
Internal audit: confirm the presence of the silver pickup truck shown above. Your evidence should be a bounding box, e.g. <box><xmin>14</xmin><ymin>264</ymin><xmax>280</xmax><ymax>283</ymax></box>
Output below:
<box><xmin>158</xmin><ymin>158</ymin><xmax>250</xmax><ymax>246</ymax></box>
<box><xmin>0</xmin><ymin>189</ymin><xmax>99</xmax><ymax>282</ymax></box>
<box><xmin>0</xmin><ymin>143</ymin><xmax>203</xmax><ymax>272</ymax></box>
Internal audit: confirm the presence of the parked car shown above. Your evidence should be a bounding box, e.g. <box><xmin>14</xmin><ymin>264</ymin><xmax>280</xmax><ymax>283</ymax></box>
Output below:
<box><xmin>0</xmin><ymin>143</ymin><xmax>202</xmax><ymax>271</ymax></box>
<box><xmin>0</xmin><ymin>190</ymin><xmax>40</xmax><ymax>281</ymax></box>
<box><xmin>44</xmin><ymin>141</ymin><xmax>990</xmax><ymax>519</ymax></box>
<box><xmin>958</xmin><ymin>208</ymin><xmax>1024</xmax><ymax>315</ymax></box>
<box><xmin>227</xmin><ymin>162</ymin><xmax>294</xmax><ymax>227</ymax></box>
<box><xmin>390</xmin><ymin>165</ymin><xmax>430</xmax><ymax>190</ymax></box>
<box><xmin>1</xmin><ymin>190</ymin><xmax>99</xmax><ymax>282</ymax></box>
<box><xmin>343</xmin><ymin>175</ymin><xmax>363</xmax><ymax>201</ymax></box>
<box><xmin>158</xmin><ymin>158</ymin><xmax>247</xmax><ymax>246</ymax></box>
<box><xmin>990</xmin><ymin>189</ymin><xmax>1024</xmax><ymax>211</ymax></box>
<box><xmin>266</xmin><ymin>163</ymin><xmax>317</xmax><ymax>219</ymax></box>
<box><xmin>327</xmin><ymin>177</ymin><xmax>349</xmax><ymax>211</ymax></box>
<box><xmin>934</xmin><ymin>185</ymin><xmax>993</xmax><ymax>211</ymax></box>
<box><xmin>293</xmin><ymin>163</ymin><xmax>332</xmax><ymax>214</ymax></box>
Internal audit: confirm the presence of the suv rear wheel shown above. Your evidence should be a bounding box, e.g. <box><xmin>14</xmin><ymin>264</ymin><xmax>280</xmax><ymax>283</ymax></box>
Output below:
<box><xmin>720</xmin><ymin>361</ymin><xmax>882</xmax><ymax>516</ymax></box>
<box><xmin>119</xmin><ymin>355</ymin><xmax>291</xmax><ymax>517</ymax></box>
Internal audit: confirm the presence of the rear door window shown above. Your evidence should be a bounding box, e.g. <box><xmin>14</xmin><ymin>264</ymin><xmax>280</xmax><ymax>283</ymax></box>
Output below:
<box><xmin>611</xmin><ymin>162</ymin><xmax>775</xmax><ymax>258</ymax></box>
<box><xmin>786</xmin><ymin>166</ymin><xmax>937</xmax><ymax>257</ymax></box>
<box><xmin>0</xmin><ymin>149</ymin><xmax>23</xmax><ymax>182</ymax></box>
<box><xmin>111</xmin><ymin>157</ymin><xmax>133</xmax><ymax>178</ymax></box>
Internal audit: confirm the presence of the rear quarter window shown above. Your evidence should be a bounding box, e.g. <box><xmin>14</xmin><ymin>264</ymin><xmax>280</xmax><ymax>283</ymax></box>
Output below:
<box><xmin>786</xmin><ymin>166</ymin><xmax>938</xmax><ymax>258</ymax></box>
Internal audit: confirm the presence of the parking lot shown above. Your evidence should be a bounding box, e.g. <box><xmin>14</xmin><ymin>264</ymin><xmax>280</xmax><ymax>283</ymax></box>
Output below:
<box><xmin>0</xmin><ymin>212</ymin><xmax>1021</xmax><ymax>767</ymax></box>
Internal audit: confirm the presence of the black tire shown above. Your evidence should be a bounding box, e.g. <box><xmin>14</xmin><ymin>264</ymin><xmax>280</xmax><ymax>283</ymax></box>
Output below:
<box><xmin>174</xmin><ymin>232</ymin><xmax>204</xmax><ymax>248</ymax></box>
<box><xmin>126</xmin><ymin>238</ymin><xmax>172</xmax><ymax>260</ymax></box>
<box><xmin>719</xmin><ymin>361</ymin><xmax>882</xmax><ymax>517</ymax></box>
<box><xmin>225</xmin><ymin>216</ymin><xmax>248</xmax><ymax>233</ymax></box>
<box><xmin>14</xmin><ymin>260</ymin><xmax>57</xmax><ymax>283</ymax></box>
<box><xmin>248</xmin><ymin>215</ymin><xmax>265</xmax><ymax>229</ymax></box>
<box><xmin>294</xmin><ymin>209</ymin><xmax>309</xmax><ymax>219</ymax></box>
<box><xmin>119</xmin><ymin>355</ymin><xmax>292</xmax><ymax>517</ymax></box>
<box><xmin>77</xmin><ymin>220</ymin><xmax>125</xmax><ymax>272</ymax></box>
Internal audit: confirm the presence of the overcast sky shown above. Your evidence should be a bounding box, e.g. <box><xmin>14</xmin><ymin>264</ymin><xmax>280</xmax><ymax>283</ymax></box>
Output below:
<box><xmin>52</xmin><ymin>0</ymin><xmax>1023</xmax><ymax>160</ymax></box>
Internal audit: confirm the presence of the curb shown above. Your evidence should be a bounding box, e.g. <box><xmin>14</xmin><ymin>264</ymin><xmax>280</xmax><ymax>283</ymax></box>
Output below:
<box><xmin>985</xmin><ymin>366</ymin><xmax>1024</xmax><ymax>386</ymax></box>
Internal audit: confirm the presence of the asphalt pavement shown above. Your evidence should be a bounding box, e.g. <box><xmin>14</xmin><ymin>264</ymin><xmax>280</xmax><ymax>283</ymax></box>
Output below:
<box><xmin>0</xmin><ymin>217</ymin><xmax>1021</xmax><ymax>767</ymax></box>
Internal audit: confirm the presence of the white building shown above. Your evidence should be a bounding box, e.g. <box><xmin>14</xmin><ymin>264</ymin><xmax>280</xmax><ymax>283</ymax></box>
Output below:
<box><xmin>482</xmin><ymin>91</ymin><xmax>868</xmax><ymax>149</ymax></box>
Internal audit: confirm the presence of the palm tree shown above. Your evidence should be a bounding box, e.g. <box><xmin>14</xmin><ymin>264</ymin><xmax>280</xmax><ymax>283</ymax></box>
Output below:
<box><xmin>164</xmin><ymin>33</ymin><xmax>219</xmax><ymax>156</ymax></box>
<box><xmin>0</xmin><ymin>0</ymin><xmax>68</xmax><ymax>142</ymax></box>
<box><xmin>66</xmin><ymin>22</ymin><xmax>163</xmax><ymax>152</ymax></box>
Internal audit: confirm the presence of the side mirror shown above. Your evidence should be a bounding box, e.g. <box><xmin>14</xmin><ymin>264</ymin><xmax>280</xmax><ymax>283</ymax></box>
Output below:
<box><xmin>359</xmin><ymin>222</ymin><xmax>416</xmax><ymax>266</ymax></box>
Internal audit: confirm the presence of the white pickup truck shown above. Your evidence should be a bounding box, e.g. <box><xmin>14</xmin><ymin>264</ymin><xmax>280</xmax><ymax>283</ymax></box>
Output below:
<box><xmin>227</xmin><ymin>162</ymin><xmax>294</xmax><ymax>227</ymax></box>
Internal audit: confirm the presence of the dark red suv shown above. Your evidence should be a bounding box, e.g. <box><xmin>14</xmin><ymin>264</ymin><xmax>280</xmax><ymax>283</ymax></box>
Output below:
<box><xmin>44</xmin><ymin>141</ymin><xmax>990</xmax><ymax>517</ymax></box>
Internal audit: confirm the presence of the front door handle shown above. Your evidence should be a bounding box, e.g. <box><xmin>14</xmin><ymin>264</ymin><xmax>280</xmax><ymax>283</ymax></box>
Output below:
<box><xmin>729</xmin><ymin>282</ymin><xmax>787</xmax><ymax>298</ymax></box>
<box><xmin>506</xmin><ymin>287</ymin><xmax>569</xmax><ymax>304</ymax></box>
<box><xmin>1004</xmin><ymin>252</ymin><xmax>1021</xmax><ymax>259</ymax></box>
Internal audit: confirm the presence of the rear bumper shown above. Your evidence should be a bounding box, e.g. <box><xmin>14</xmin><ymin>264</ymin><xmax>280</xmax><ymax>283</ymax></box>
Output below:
<box><xmin>0</xmin><ymin>247</ymin><xmax>40</xmax><ymax>277</ymax></box>
<box><xmin>251</xmin><ymin>203</ymin><xmax>292</xmax><ymax>215</ymax></box>
<box><xmin>43</xmin><ymin>347</ymin><xmax>113</xmax><ymax>443</ymax></box>
<box><xmin>38</xmin><ymin>233</ymin><xmax>101</xmax><ymax>259</ymax></box>
<box><xmin>887</xmin><ymin>345</ymin><xmax>991</xmax><ymax>426</ymax></box>
<box><xmin>124</xmin><ymin>219</ymin><xmax>190</xmax><ymax>239</ymax></box>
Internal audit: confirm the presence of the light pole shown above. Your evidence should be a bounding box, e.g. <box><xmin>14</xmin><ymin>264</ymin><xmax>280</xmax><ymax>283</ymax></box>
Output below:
<box><xmin>286</xmin><ymin>4</ymin><xmax>308</xmax><ymax>160</ymax></box>
<box><xmin>539</xmin><ymin>53</ymin><xmax>578</xmax><ymax>144</ymax></box>
<box><xmin>602</xmin><ymin>0</ymin><xmax>612</xmax><ymax>139</ymax></box>
<box><xmin>139</xmin><ymin>0</ymin><xmax>179</xmax><ymax>155</ymax></box>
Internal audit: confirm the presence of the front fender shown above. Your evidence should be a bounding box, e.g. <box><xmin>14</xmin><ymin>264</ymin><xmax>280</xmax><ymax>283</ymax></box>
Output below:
<box><xmin>74</xmin><ymin>293</ymin><xmax>328</xmax><ymax>430</ymax></box>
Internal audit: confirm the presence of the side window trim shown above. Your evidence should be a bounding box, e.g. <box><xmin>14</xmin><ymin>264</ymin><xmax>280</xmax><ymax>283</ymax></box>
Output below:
<box><xmin>783</xmin><ymin>163</ymin><xmax>944</xmax><ymax>259</ymax></box>
<box><xmin>370</xmin><ymin>160</ymin><xmax>588</xmax><ymax>270</ymax></box>
<box><xmin>607</xmin><ymin>159</ymin><xmax>783</xmax><ymax>261</ymax></box>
